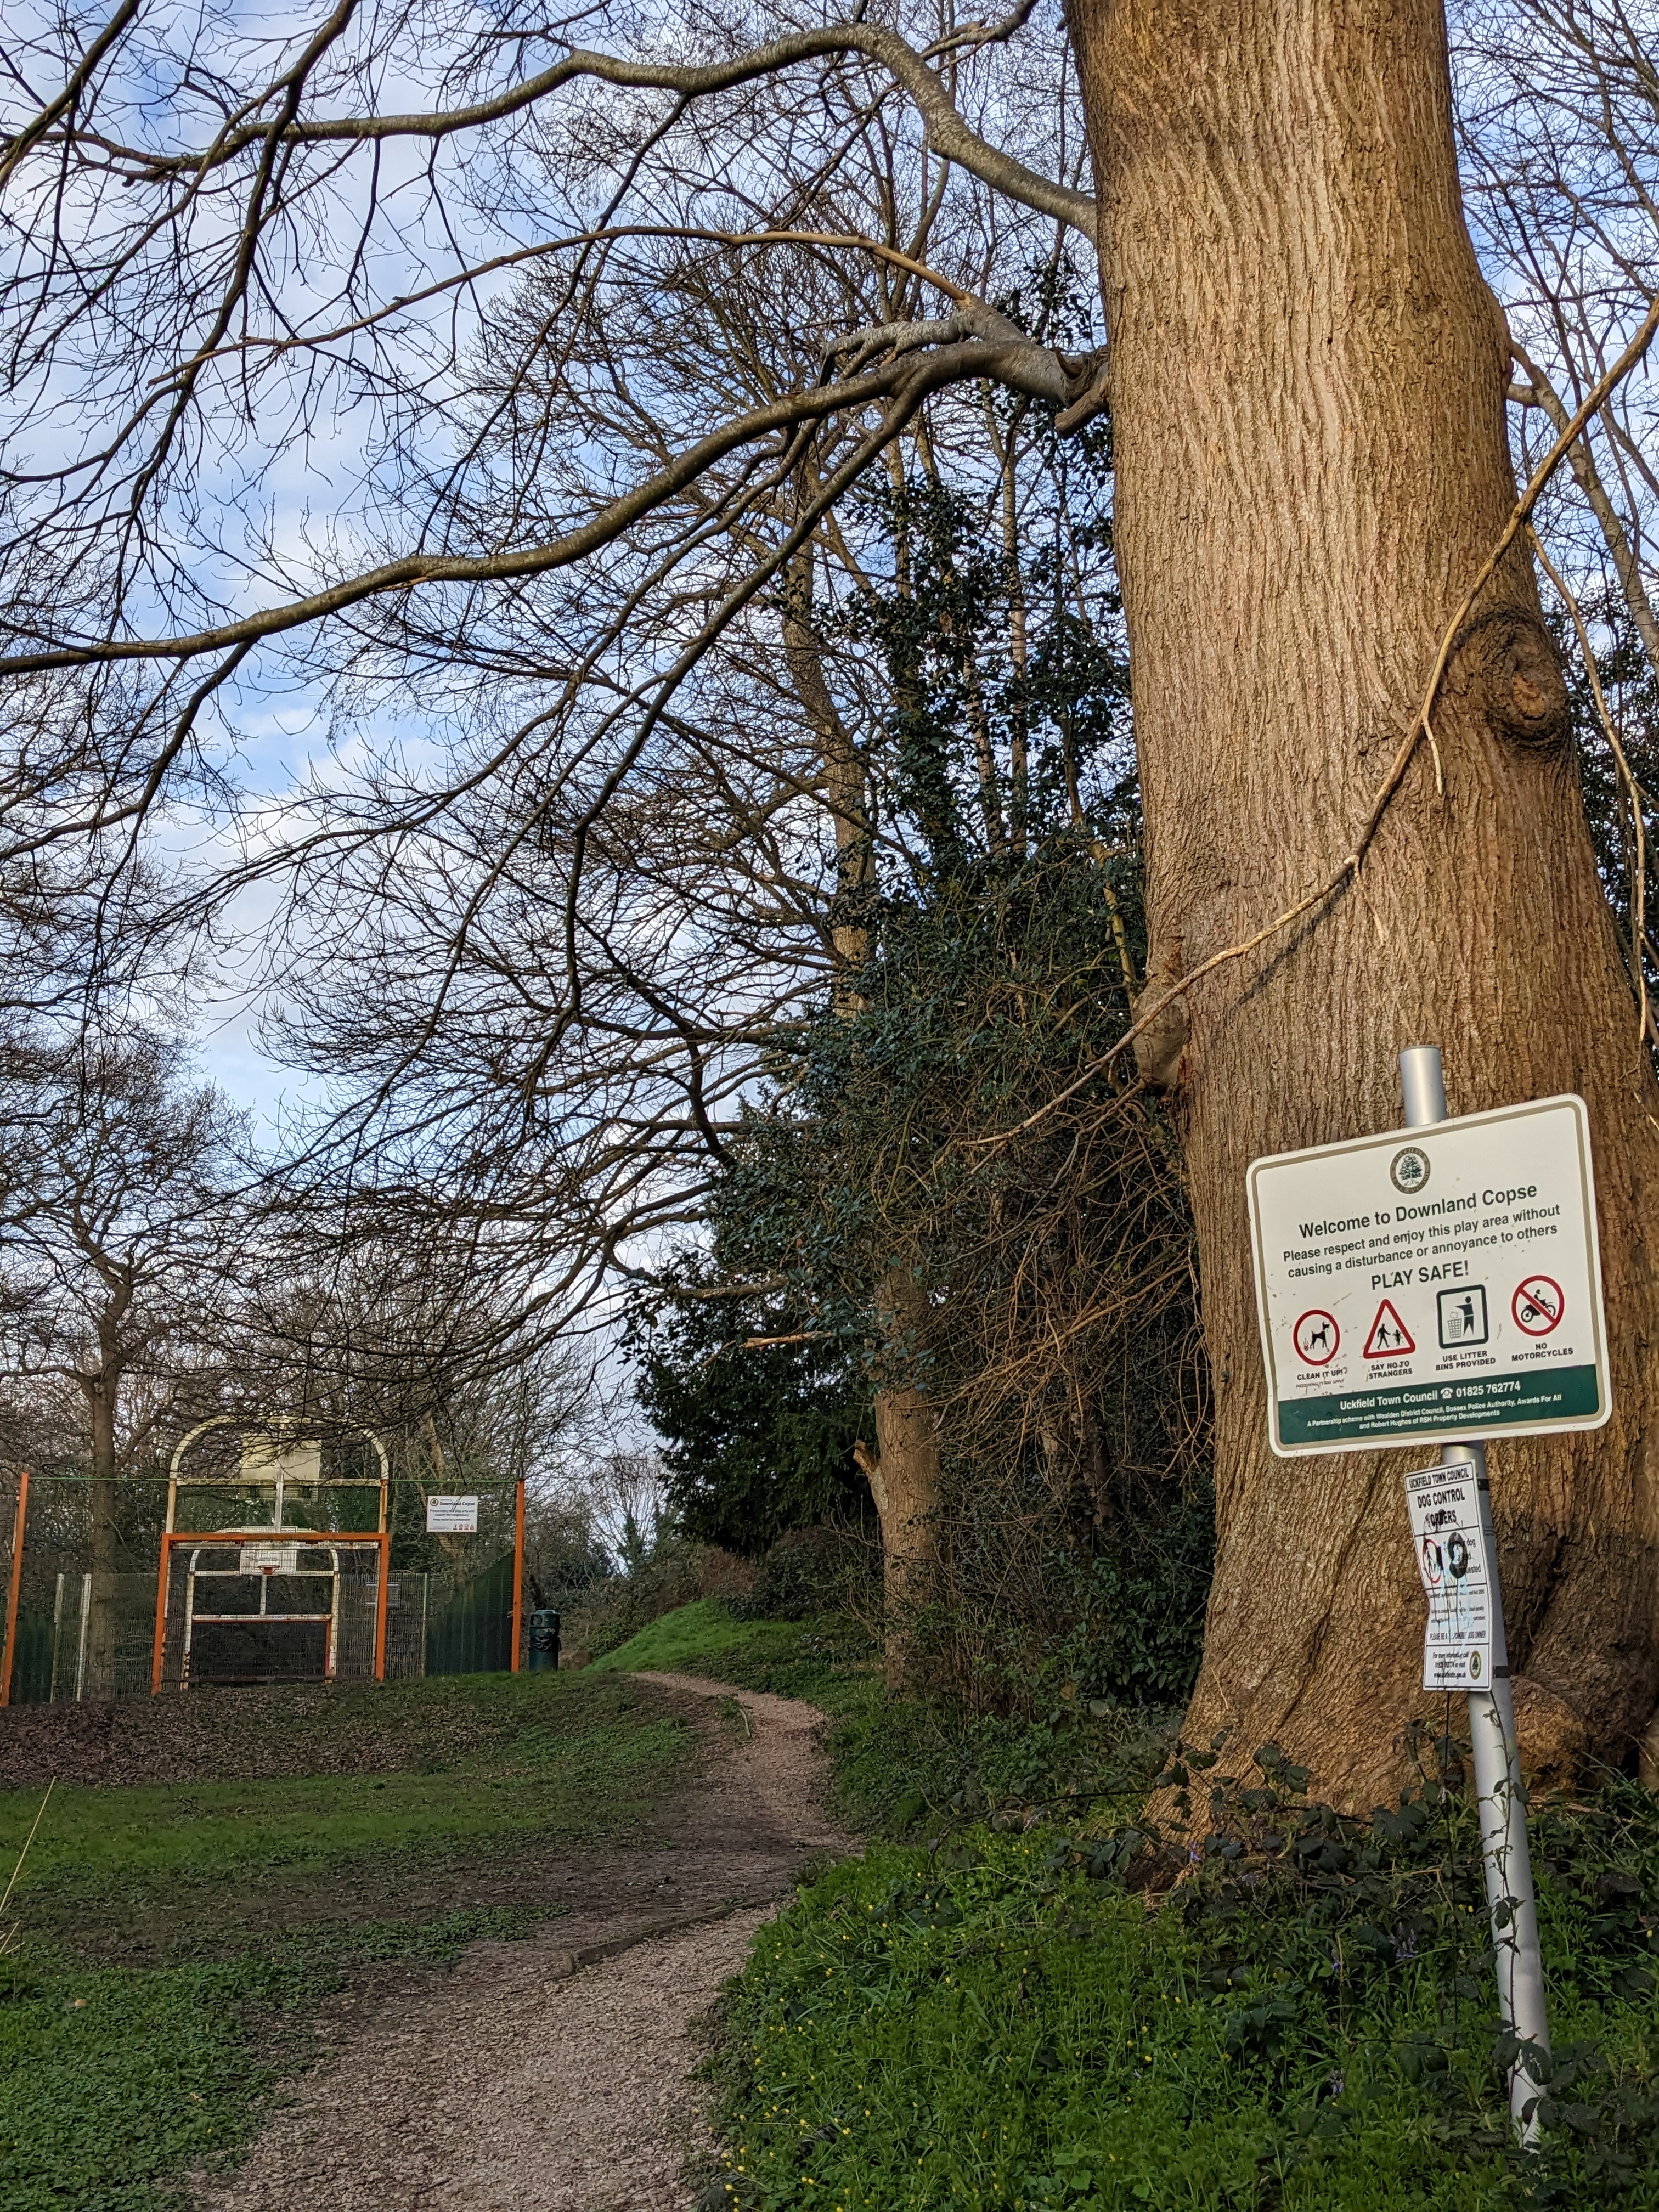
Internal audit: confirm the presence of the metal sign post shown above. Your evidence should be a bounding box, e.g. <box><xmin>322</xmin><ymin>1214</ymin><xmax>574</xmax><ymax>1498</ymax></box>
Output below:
<box><xmin>1245</xmin><ymin>1048</ymin><xmax>1590</xmax><ymax>2141</ymax></box>
<box><xmin>1400</xmin><ymin>1047</ymin><xmax>1549</xmax><ymax>2140</ymax></box>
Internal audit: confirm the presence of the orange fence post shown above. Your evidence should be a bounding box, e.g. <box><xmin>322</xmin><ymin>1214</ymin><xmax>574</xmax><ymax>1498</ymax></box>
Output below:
<box><xmin>1</xmin><ymin>1468</ymin><xmax>31</xmax><ymax>1708</ymax></box>
<box><xmin>510</xmin><ymin>1476</ymin><xmax>526</xmax><ymax>1672</ymax></box>
<box><xmin>150</xmin><ymin>1534</ymin><xmax>172</xmax><ymax>1695</ymax></box>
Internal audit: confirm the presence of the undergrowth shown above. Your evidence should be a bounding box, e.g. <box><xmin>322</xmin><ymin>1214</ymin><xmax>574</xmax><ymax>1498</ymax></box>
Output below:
<box><xmin>685</xmin><ymin>1651</ymin><xmax>1659</xmax><ymax>2211</ymax></box>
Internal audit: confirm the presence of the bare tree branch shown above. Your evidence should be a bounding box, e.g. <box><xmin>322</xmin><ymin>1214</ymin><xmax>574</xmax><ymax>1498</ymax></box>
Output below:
<box><xmin>0</xmin><ymin>336</ymin><xmax>1105</xmax><ymax>674</ymax></box>
<box><xmin>67</xmin><ymin>8</ymin><xmax>1094</xmax><ymax>235</ymax></box>
<box><xmin>1511</xmin><ymin>337</ymin><xmax>1659</xmax><ymax>684</ymax></box>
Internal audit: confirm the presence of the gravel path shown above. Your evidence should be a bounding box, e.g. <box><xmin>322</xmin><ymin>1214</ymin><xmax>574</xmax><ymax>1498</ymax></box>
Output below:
<box><xmin>191</xmin><ymin>1673</ymin><xmax>851</xmax><ymax>2212</ymax></box>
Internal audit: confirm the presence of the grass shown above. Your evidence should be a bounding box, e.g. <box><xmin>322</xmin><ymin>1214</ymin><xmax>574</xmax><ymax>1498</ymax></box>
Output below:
<box><xmin>706</xmin><ymin>1835</ymin><xmax>1504</xmax><ymax>2212</ymax></box>
<box><xmin>589</xmin><ymin>1597</ymin><xmax>823</xmax><ymax>1678</ymax></box>
<box><xmin>591</xmin><ymin>1601</ymin><xmax>1659</xmax><ymax>2211</ymax></box>
<box><xmin>701</xmin><ymin>1788</ymin><xmax>1659</xmax><ymax>2210</ymax></box>
<box><xmin>0</xmin><ymin>1667</ymin><xmax>692</xmax><ymax>2209</ymax></box>
<box><xmin>712</xmin><ymin>1778</ymin><xmax>1659</xmax><ymax>2212</ymax></box>
<box><xmin>0</xmin><ymin>1904</ymin><xmax>563</xmax><ymax>2212</ymax></box>
<box><xmin>1</xmin><ymin>1951</ymin><xmax>300</xmax><ymax>2210</ymax></box>
<box><xmin>1</xmin><ymin>1667</ymin><xmax>685</xmax><ymax>1963</ymax></box>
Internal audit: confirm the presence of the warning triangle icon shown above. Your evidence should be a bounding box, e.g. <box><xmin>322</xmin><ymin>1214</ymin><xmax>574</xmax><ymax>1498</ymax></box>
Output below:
<box><xmin>1363</xmin><ymin>1299</ymin><xmax>1415</xmax><ymax>1358</ymax></box>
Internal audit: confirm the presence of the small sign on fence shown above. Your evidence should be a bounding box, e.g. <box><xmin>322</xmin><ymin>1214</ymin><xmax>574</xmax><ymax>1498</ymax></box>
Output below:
<box><xmin>426</xmin><ymin>1494</ymin><xmax>479</xmax><ymax>1533</ymax></box>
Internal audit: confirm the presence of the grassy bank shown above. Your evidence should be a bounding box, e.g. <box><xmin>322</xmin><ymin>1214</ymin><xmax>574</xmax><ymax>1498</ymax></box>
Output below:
<box><xmin>596</xmin><ymin>1601</ymin><xmax>1659</xmax><ymax>2210</ymax></box>
<box><xmin>590</xmin><ymin>1597</ymin><xmax>824</xmax><ymax>1682</ymax></box>
<box><xmin>0</xmin><ymin>1669</ymin><xmax>689</xmax><ymax>2210</ymax></box>
<box><xmin>703</xmin><ymin>1795</ymin><xmax>1659</xmax><ymax>2210</ymax></box>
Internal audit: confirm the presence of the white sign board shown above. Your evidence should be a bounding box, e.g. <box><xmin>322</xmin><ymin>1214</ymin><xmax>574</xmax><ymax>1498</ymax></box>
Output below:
<box><xmin>426</xmin><ymin>1494</ymin><xmax>478</xmax><ymax>1533</ymax></box>
<box><xmin>239</xmin><ymin>1540</ymin><xmax>300</xmax><ymax>1576</ymax></box>
<box><xmin>1404</xmin><ymin>1461</ymin><xmax>1493</xmax><ymax>1689</ymax></box>
<box><xmin>1249</xmin><ymin>1094</ymin><xmax>1609</xmax><ymax>1455</ymax></box>
<box><xmin>240</xmin><ymin>1433</ymin><xmax>322</xmax><ymax>1489</ymax></box>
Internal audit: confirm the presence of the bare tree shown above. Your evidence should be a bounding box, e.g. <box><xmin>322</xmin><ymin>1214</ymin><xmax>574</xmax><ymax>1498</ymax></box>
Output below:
<box><xmin>250</xmin><ymin>226</ymin><xmax>1121</xmax><ymax>1658</ymax></box>
<box><xmin>4</xmin><ymin>0</ymin><xmax>1659</xmax><ymax>1791</ymax></box>
<box><xmin>0</xmin><ymin>1024</ymin><xmax>243</xmax><ymax>1691</ymax></box>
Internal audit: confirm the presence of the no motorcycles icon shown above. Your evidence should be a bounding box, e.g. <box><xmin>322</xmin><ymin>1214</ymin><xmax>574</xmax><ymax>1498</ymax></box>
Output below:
<box><xmin>1512</xmin><ymin>1275</ymin><xmax>1564</xmax><ymax>1335</ymax></box>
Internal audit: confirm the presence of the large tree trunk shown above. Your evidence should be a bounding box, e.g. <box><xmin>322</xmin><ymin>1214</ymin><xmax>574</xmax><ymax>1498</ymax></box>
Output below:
<box><xmin>1067</xmin><ymin>0</ymin><xmax>1659</xmax><ymax>1802</ymax></box>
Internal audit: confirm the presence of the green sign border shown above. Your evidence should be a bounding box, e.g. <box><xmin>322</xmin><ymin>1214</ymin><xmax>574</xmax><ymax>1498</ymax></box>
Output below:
<box><xmin>1277</xmin><ymin>1363</ymin><xmax>1601</xmax><ymax>1448</ymax></box>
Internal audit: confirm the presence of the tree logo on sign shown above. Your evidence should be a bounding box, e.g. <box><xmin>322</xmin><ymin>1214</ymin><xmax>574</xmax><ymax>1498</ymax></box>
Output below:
<box><xmin>1390</xmin><ymin>1146</ymin><xmax>1431</xmax><ymax>1195</ymax></box>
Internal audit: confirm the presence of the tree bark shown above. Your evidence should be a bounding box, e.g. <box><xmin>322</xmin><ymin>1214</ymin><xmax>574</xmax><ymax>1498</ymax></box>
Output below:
<box><xmin>83</xmin><ymin>1373</ymin><xmax>122</xmax><ymax>1700</ymax></box>
<box><xmin>1066</xmin><ymin>0</ymin><xmax>1659</xmax><ymax>1802</ymax></box>
<box><xmin>785</xmin><ymin>546</ymin><xmax>946</xmax><ymax>1682</ymax></box>
<box><xmin>855</xmin><ymin>1268</ymin><xmax>943</xmax><ymax>1690</ymax></box>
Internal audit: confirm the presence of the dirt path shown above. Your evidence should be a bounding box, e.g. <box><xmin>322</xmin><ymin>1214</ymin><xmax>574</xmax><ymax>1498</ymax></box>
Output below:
<box><xmin>191</xmin><ymin>1674</ymin><xmax>851</xmax><ymax>2212</ymax></box>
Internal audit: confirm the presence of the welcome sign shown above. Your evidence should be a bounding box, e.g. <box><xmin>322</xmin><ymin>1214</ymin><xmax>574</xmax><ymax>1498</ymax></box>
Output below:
<box><xmin>1248</xmin><ymin>1096</ymin><xmax>1610</xmax><ymax>1456</ymax></box>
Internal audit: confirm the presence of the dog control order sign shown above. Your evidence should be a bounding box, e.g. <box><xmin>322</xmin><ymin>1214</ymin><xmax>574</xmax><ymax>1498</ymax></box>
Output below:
<box><xmin>1248</xmin><ymin>1094</ymin><xmax>1610</xmax><ymax>1456</ymax></box>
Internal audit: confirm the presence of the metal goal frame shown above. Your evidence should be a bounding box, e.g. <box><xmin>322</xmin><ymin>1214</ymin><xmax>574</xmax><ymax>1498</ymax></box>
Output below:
<box><xmin>150</xmin><ymin>1417</ymin><xmax>392</xmax><ymax>1692</ymax></box>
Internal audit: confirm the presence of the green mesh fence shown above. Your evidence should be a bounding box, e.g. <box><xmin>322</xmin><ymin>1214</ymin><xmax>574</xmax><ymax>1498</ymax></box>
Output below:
<box><xmin>1</xmin><ymin>1432</ymin><xmax>525</xmax><ymax>1704</ymax></box>
<box><xmin>0</xmin><ymin>1471</ymin><xmax>157</xmax><ymax>1704</ymax></box>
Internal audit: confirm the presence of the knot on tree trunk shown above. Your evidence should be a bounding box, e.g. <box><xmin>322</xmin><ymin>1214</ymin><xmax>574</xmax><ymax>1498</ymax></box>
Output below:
<box><xmin>1132</xmin><ymin>941</ymin><xmax>1188</xmax><ymax>1091</ymax></box>
<box><xmin>1449</xmin><ymin>608</ymin><xmax>1570</xmax><ymax>748</ymax></box>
